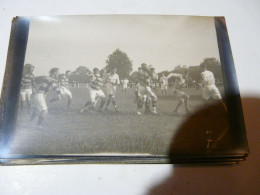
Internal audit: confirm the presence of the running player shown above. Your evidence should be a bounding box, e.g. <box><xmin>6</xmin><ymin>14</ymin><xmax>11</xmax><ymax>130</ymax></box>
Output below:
<box><xmin>20</xmin><ymin>64</ymin><xmax>35</xmax><ymax>113</ymax></box>
<box><xmin>160</xmin><ymin>74</ymin><xmax>168</xmax><ymax>95</ymax></box>
<box><xmin>121</xmin><ymin>78</ymin><xmax>129</xmax><ymax>94</ymax></box>
<box><xmin>79</xmin><ymin>68</ymin><xmax>106</xmax><ymax>113</ymax></box>
<box><xmin>49</xmin><ymin>70</ymin><xmax>73</xmax><ymax>108</ymax></box>
<box><xmin>167</xmin><ymin>70</ymin><xmax>190</xmax><ymax>114</ymax></box>
<box><xmin>200</xmin><ymin>64</ymin><xmax>222</xmax><ymax>101</ymax></box>
<box><xmin>30</xmin><ymin>68</ymin><xmax>60</xmax><ymax>128</ymax></box>
<box><xmin>105</xmin><ymin>68</ymin><xmax>120</xmax><ymax>111</ymax></box>
<box><xmin>135</xmin><ymin>63</ymin><xmax>158</xmax><ymax>115</ymax></box>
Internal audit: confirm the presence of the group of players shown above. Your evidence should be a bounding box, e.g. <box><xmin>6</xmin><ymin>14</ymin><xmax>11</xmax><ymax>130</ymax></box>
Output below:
<box><xmin>19</xmin><ymin>62</ymin><xmax>223</xmax><ymax>127</ymax></box>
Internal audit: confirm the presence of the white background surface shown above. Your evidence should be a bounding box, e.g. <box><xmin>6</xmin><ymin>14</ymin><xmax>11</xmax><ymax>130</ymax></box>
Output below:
<box><xmin>0</xmin><ymin>0</ymin><xmax>260</xmax><ymax>194</ymax></box>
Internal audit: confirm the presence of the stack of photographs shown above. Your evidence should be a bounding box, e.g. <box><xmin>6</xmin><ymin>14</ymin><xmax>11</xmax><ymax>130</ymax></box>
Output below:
<box><xmin>0</xmin><ymin>15</ymin><xmax>248</xmax><ymax>165</ymax></box>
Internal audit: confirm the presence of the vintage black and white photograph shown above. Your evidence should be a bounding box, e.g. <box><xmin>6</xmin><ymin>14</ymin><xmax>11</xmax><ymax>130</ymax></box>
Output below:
<box><xmin>7</xmin><ymin>15</ymin><xmax>229</xmax><ymax>158</ymax></box>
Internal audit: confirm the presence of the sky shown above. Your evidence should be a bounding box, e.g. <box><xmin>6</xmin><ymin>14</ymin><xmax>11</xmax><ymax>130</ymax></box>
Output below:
<box><xmin>24</xmin><ymin>15</ymin><xmax>220</xmax><ymax>76</ymax></box>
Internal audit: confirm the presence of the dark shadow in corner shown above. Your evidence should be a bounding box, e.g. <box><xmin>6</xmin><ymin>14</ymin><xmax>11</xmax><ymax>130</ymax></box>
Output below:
<box><xmin>147</xmin><ymin>97</ymin><xmax>260</xmax><ymax>195</ymax></box>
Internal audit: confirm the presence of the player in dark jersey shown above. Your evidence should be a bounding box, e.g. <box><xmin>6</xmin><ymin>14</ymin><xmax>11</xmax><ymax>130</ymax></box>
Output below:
<box><xmin>49</xmin><ymin>70</ymin><xmax>73</xmax><ymax>108</ymax></box>
<box><xmin>20</xmin><ymin>64</ymin><xmax>35</xmax><ymax>113</ymax></box>
<box><xmin>167</xmin><ymin>70</ymin><xmax>190</xmax><ymax>114</ymax></box>
<box><xmin>80</xmin><ymin>68</ymin><xmax>106</xmax><ymax>113</ymax></box>
<box><xmin>135</xmin><ymin>63</ymin><xmax>158</xmax><ymax>115</ymax></box>
<box><xmin>30</xmin><ymin>68</ymin><xmax>59</xmax><ymax>128</ymax></box>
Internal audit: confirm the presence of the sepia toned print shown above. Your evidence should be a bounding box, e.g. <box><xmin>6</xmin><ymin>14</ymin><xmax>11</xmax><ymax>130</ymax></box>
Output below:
<box><xmin>1</xmin><ymin>15</ymin><xmax>248</xmax><ymax>165</ymax></box>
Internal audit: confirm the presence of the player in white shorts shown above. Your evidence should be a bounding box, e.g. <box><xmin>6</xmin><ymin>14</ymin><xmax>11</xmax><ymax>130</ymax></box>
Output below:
<box><xmin>200</xmin><ymin>64</ymin><xmax>222</xmax><ymax>101</ymax></box>
<box><xmin>160</xmin><ymin>74</ymin><xmax>168</xmax><ymax>95</ymax></box>
<box><xmin>80</xmin><ymin>68</ymin><xmax>106</xmax><ymax>113</ymax></box>
<box><xmin>121</xmin><ymin>78</ymin><xmax>129</xmax><ymax>94</ymax></box>
<box><xmin>20</xmin><ymin>64</ymin><xmax>35</xmax><ymax>113</ymax></box>
<box><xmin>49</xmin><ymin>70</ymin><xmax>73</xmax><ymax>108</ymax></box>
<box><xmin>167</xmin><ymin>71</ymin><xmax>190</xmax><ymax>114</ymax></box>
<box><xmin>105</xmin><ymin>68</ymin><xmax>120</xmax><ymax>111</ymax></box>
<box><xmin>30</xmin><ymin>68</ymin><xmax>60</xmax><ymax>128</ymax></box>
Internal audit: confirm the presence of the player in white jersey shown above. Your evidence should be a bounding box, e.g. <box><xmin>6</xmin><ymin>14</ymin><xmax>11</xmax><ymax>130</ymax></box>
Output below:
<box><xmin>200</xmin><ymin>64</ymin><xmax>222</xmax><ymax>101</ymax></box>
<box><xmin>167</xmin><ymin>71</ymin><xmax>190</xmax><ymax>114</ymax></box>
<box><xmin>105</xmin><ymin>68</ymin><xmax>120</xmax><ymax>111</ymax></box>
<box><xmin>49</xmin><ymin>70</ymin><xmax>73</xmax><ymax>108</ymax></box>
<box><xmin>121</xmin><ymin>78</ymin><xmax>129</xmax><ymax>94</ymax></box>
<box><xmin>160</xmin><ymin>74</ymin><xmax>168</xmax><ymax>95</ymax></box>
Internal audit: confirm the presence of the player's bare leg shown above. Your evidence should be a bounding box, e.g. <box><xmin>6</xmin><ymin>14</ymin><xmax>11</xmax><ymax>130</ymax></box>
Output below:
<box><xmin>98</xmin><ymin>96</ymin><xmax>106</xmax><ymax>113</ymax></box>
<box><xmin>137</xmin><ymin>95</ymin><xmax>144</xmax><ymax>115</ymax></box>
<box><xmin>80</xmin><ymin>100</ymin><xmax>92</xmax><ymax>113</ymax></box>
<box><xmin>67</xmin><ymin>97</ymin><xmax>72</xmax><ymax>108</ymax></box>
<box><xmin>173</xmin><ymin>101</ymin><xmax>182</xmax><ymax>113</ymax></box>
<box><xmin>134</xmin><ymin>89</ymin><xmax>138</xmax><ymax>103</ymax></box>
<box><xmin>151</xmin><ymin>95</ymin><xmax>158</xmax><ymax>114</ymax></box>
<box><xmin>183</xmin><ymin>94</ymin><xmax>190</xmax><ymax>114</ymax></box>
<box><xmin>37</xmin><ymin>110</ymin><xmax>47</xmax><ymax>128</ymax></box>
<box><xmin>111</xmin><ymin>96</ymin><xmax>118</xmax><ymax>111</ymax></box>
<box><xmin>144</xmin><ymin>96</ymin><xmax>151</xmax><ymax>114</ymax></box>
<box><xmin>105</xmin><ymin>95</ymin><xmax>112</xmax><ymax>110</ymax></box>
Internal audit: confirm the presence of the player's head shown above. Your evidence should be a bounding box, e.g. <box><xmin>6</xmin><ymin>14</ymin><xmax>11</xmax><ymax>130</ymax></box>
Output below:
<box><xmin>24</xmin><ymin>63</ymin><xmax>34</xmax><ymax>73</ymax></box>
<box><xmin>49</xmin><ymin>68</ymin><xmax>59</xmax><ymax>77</ymax></box>
<box><xmin>200</xmin><ymin>64</ymin><xmax>207</xmax><ymax>71</ymax></box>
<box><xmin>93</xmin><ymin>68</ymin><xmax>99</xmax><ymax>74</ymax></box>
<box><xmin>141</xmin><ymin>63</ymin><xmax>148</xmax><ymax>70</ymax></box>
<box><xmin>65</xmin><ymin>70</ymin><xmax>71</xmax><ymax>76</ymax></box>
<box><xmin>162</xmin><ymin>74</ymin><xmax>165</xmax><ymax>77</ymax></box>
<box><xmin>150</xmin><ymin>67</ymin><xmax>155</xmax><ymax>73</ymax></box>
<box><xmin>138</xmin><ymin>67</ymin><xmax>143</xmax><ymax>73</ymax></box>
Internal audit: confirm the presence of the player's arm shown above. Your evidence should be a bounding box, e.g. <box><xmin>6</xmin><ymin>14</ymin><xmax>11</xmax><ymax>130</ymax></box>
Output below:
<box><xmin>166</xmin><ymin>73</ymin><xmax>182</xmax><ymax>79</ymax></box>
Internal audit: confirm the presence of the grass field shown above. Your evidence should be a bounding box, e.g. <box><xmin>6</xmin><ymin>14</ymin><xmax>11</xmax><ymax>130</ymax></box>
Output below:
<box><xmin>10</xmin><ymin>86</ymin><xmax>223</xmax><ymax>156</ymax></box>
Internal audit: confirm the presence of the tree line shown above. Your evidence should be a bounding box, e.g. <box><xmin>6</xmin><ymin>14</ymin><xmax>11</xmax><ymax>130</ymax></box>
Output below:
<box><xmin>35</xmin><ymin>49</ymin><xmax>222</xmax><ymax>84</ymax></box>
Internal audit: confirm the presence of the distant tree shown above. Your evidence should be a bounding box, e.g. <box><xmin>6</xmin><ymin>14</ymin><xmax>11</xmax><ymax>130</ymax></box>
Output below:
<box><xmin>73</xmin><ymin>66</ymin><xmax>91</xmax><ymax>75</ymax></box>
<box><xmin>188</xmin><ymin>57</ymin><xmax>222</xmax><ymax>82</ymax></box>
<box><xmin>129</xmin><ymin>71</ymin><xmax>139</xmax><ymax>83</ymax></box>
<box><xmin>70</xmin><ymin>66</ymin><xmax>91</xmax><ymax>83</ymax></box>
<box><xmin>105</xmin><ymin>49</ymin><xmax>133</xmax><ymax>79</ymax></box>
<box><xmin>172</xmin><ymin>65</ymin><xmax>187</xmax><ymax>73</ymax></box>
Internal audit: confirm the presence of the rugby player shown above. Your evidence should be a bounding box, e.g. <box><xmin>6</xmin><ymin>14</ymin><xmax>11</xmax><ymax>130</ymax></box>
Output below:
<box><xmin>160</xmin><ymin>74</ymin><xmax>168</xmax><ymax>95</ymax></box>
<box><xmin>121</xmin><ymin>78</ymin><xmax>129</xmax><ymax>94</ymax></box>
<box><xmin>20</xmin><ymin>64</ymin><xmax>35</xmax><ymax>113</ymax></box>
<box><xmin>167</xmin><ymin>70</ymin><xmax>190</xmax><ymax>114</ymax></box>
<box><xmin>200</xmin><ymin>64</ymin><xmax>222</xmax><ymax>101</ymax></box>
<box><xmin>105</xmin><ymin>68</ymin><xmax>120</xmax><ymax>111</ymax></box>
<box><xmin>135</xmin><ymin>63</ymin><xmax>158</xmax><ymax>115</ymax></box>
<box><xmin>79</xmin><ymin>68</ymin><xmax>106</xmax><ymax>113</ymax></box>
<box><xmin>49</xmin><ymin>70</ymin><xmax>73</xmax><ymax>108</ymax></box>
<box><xmin>30</xmin><ymin>68</ymin><xmax>60</xmax><ymax>128</ymax></box>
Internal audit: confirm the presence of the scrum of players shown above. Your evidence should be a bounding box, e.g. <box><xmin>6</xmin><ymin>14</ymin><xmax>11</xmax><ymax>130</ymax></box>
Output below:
<box><xmin>20</xmin><ymin>62</ymin><xmax>224</xmax><ymax>127</ymax></box>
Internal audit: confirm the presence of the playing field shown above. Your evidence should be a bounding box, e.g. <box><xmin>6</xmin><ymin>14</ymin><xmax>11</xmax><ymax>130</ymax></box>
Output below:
<box><xmin>10</xmin><ymin>86</ymin><xmax>223</xmax><ymax>156</ymax></box>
